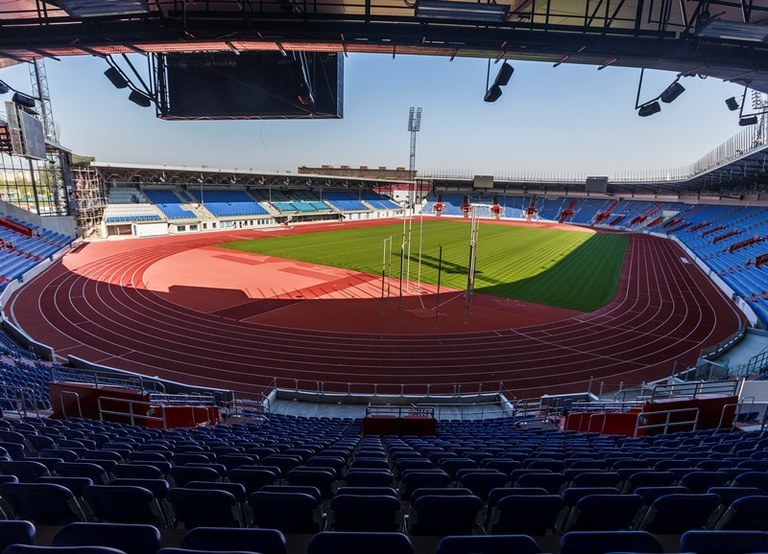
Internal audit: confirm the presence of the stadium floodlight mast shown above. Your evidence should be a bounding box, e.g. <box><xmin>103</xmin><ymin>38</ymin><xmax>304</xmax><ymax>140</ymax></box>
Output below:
<box><xmin>401</xmin><ymin>106</ymin><xmax>422</xmax><ymax>305</ymax></box>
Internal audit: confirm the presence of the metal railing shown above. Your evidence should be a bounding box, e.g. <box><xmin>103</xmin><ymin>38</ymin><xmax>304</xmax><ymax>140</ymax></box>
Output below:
<box><xmin>150</xmin><ymin>393</ymin><xmax>217</xmax><ymax>406</ymax></box>
<box><xmin>96</xmin><ymin>396</ymin><xmax>167</xmax><ymax>429</ymax></box>
<box><xmin>277</xmin><ymin>378</ymin><xmax>510</xmax><ymax>399</ymax></box>
<box><xmin>365</xmin><ymin>405</ymin><xmax>435</xmax><ymax>419</ymax></box>
<box><xmin>58</xmin><ymin>390</ymin><xmax>82</xmax><ymax>419</ymax></box>
<box><xmin>51</xmin><ymin>365</ymin><xmax>166</xmax><ymax>395</ymax></box>
<box><xmin>633</xmin><ymin>407</ymin><xmax>700</xmax><ymax>437</ymax></box>
<box><xmin>649</xmin><ymin>380</ymin><xmax>739</xmax><ymax>402</ymax></box>
<box><xmin>424</xmin><ymin>125</ymin><xmax>768</xmax><ymax>185</ymax></box>
<box><xmin>0</xmin><ymin>384</ymin><xmax>42</xmax><ymax>419</ymax></box>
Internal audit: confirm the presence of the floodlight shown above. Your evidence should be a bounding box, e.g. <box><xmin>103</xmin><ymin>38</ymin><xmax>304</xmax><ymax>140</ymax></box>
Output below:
<box><xmin>660</xmin><ymin>81</ymin><xmax>685</xmax><ymax>103</ymax></box>
<box><xmin>739</xmin><ymin>115</ymin><xmax>759</xmax><ymax>126</ymax></box>
<box><xmin>484</xmin><ymin>84</ymin><xmax>502</xmax><ymax>103</ymax></box>
<box><xmin>128</xmin><ymin>90</ymin><xmax>152</xmax><ymax>108</ymax></box>
<box><xmin>415</xmin><ymin>0</ymin><xmax>509</xmax><ymax>22</ymax></box>
<box><xmin>493</xmin><ymin>62</ymin><xmax>514</xmax><ymax>87</ymax></box>
<box><xmin>104</xmin><ymin>67</ymin><xmax>129</xmax><ymax>89</ymax></box>
<box><xmin>12</xmin><ymin>92</ymin><xmax>36</xmax><ymax>109</ymax></box>
<box><xmin>638</xmin><ymin>101</ymin><xmax>661</xmax><ymax>117</ymax></box>
<box><xmin>696</xmin><ymin>19</ymin><xmax>768</xmax><ymax>43</ymax></box>
<box><xmin>725</xmin><ymin>97</ymin><xmax>740</xmax><ymax>111</ymax></box>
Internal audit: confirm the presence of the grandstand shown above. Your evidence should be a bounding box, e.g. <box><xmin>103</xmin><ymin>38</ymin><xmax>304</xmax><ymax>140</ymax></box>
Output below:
<box><xmin>4</xmin><ymin>5</ymin><xmax>768</xmax><ymax>554</ymax></box>
<box><xmin>0</xmin><ymin>331</ymin><xmax>761</xmax><ymax>553</ymax></box>
<box><xmin>142</xmin><ymin>190</ymin><xmax>197</xmax><ymax>220</ymax></box>
<box><xmin>94</xmin><ymin>164</ymin><xmax>405</xmax><ymax>237</ymax></box>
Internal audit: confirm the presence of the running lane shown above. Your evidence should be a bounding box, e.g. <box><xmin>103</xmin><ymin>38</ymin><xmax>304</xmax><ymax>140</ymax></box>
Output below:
<box><xmin>5</xmin><ymin>225</ymin><xmax>744</xmax><ymax>400</ymax></box>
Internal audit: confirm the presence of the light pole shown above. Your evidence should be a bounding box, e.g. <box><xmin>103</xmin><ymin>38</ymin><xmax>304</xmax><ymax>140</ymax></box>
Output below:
<box><xmin>404</xmin><ymin>106</ymin><xmax>422</xmax><ymax>294</ymax></box>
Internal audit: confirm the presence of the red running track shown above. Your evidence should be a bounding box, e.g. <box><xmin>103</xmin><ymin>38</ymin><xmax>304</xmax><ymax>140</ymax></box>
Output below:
<box><xmin>5</xmin><ymin>223</ymin><xmax>745</xmax><ymax>400</ymax></box>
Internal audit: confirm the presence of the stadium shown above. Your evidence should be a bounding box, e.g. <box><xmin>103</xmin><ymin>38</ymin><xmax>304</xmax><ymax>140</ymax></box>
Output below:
<box><xmin>0</xmin><ymin>1</ymin><xmax>765</xmax><ymax>553</ymax></box>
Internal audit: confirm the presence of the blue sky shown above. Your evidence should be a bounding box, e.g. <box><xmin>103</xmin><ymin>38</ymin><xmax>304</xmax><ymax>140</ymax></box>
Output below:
<box><xmin>0</xmin><ymin>54</ymin><xmax>748</xmax><ymax>176</ymax></box>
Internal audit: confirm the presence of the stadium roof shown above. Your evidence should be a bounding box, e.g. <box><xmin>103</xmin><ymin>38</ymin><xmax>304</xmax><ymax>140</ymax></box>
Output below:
<box><xmin>93</xmin><ymin>161</ymin><xmax>411</xmax><ymax>186</ymax></box>
<box><xmin>1</xmin><ymin>1</ymin><xmax>768</xmax><ymax>91</ymax></box>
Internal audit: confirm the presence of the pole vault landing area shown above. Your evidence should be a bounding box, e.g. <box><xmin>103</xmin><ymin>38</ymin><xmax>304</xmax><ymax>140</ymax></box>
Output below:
<box><xmin>141</xmin><ymin>245</ymin><xmax>580</xmax><ymax>334</ymax></box>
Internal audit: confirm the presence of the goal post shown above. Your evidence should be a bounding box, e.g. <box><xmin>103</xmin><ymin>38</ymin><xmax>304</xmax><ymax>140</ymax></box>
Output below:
<box><xmin>468</xmin><ymin>203</ymin><xmax>504</xmax><ymax>219</ymax></box>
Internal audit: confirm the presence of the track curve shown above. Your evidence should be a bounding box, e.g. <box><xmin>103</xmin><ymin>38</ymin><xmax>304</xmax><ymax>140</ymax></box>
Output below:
<box><xmin>5</xmin><ymin>222</ymin><xmax>745</xmax><ymax>400</ymax></box>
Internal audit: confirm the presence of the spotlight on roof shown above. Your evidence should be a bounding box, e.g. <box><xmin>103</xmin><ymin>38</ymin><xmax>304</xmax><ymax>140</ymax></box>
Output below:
<box><xmin>0</xmin><ymin>82</ymin><xmax>9</xmax><ymax>95</ymax></box>
<box><xmin>725</xmin><ymin>97</ymin><xmax>740</xmax><ymax>111</ymax></box>
<box><xmin>53</xmin><ymin>0</ymin><xmax>150</xmax><ymax>17</ymax></box>
<box><xmin>696</xmin><ymin>18</ymin><xmax>768</xmax><ymax>43</ymax></box>
<box><xmin>415</xmin><ymin>0</ymin><xmax>509</xmax><ymax>22</ymax></box>
<box><xmin>104</xmin><ymin>67</ymin><xmax>129</xmax><ymax>89</ymax></box>
<box><xmin>494</xmin><ymin>62</ymin><xmax>514</xmax><ymax>87</ymax></box>
<box><xmin>660</xmin><ymin>81</ymin><xmax>685</xmax><ymax>103</ymax></box>
<box><xmin>12</xmin><ymin>92</ymin><xmax>36</xmax><ymax>109</ymax></box>
<box><xmin>638</xmin><ymin>101</ymin><xmax>661</xmax><ymax>117</ymax></box>
<box><xmin>128</xmin><ymin>90</ymin><xmax>152</xmax><ymax>108</ymax></box>
<box><xmin>484</xmin><ymin>84</ymin><xmax>503</xmax><ymax>103</ymax></box>
<box><xmin>739</xmin><ymin>115</ymin><xmax>759</xmax><ymax>126</ymax></box>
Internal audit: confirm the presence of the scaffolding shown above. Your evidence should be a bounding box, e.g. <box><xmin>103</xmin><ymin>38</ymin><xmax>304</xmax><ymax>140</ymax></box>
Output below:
<box><xmin>71</xmin><ymin>165</ymin><xmax>106</xmax><ymax>239</ymax></box>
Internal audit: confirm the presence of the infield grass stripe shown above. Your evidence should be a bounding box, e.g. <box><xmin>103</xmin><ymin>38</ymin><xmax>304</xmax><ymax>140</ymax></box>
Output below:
<box><xmin>221</xmin><ymin>220</ymin><xmax>627</xmax><ymax>312</ymax></box>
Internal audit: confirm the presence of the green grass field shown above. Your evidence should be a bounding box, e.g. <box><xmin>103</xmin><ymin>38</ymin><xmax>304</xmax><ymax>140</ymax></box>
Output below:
<box><xmin>221</xmin><ymin>220</ymin><xmax>628</xmax><ymax>312</ymax></box>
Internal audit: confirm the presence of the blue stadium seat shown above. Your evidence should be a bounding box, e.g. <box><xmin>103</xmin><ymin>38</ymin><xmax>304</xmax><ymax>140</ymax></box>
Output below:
<box><xmin>400</xmin><ymin>471</ymin><xmax>451</xmax><ymax>499</ymax></box>
<box><xmin>680</xmin><ymin>530</ymin><xmax>768</xmax><ymax>554</ymax></box>
<box><xmin>409</xmin><ymin>494</ymin><xmax>483</xmax><ymax>535</ymax></box>
<box><xmin>3</xmin><ymin>544</ymin><xmax>127</xmax><ymax>554</ymax></box>
<box><xmin>733</xmin><ymin>472</ymin><xmax>768</xmax><ymax>493</ymax></box>
<box><xmin>457</xmin><ymin>471</ymin><xmax>509</xmax><ymax>500</ymax></box>
<box><xmin>335</xmin><ymin>486</ymin><xmax>398</xmax><ymax>498</ymax></box>
<box><xmin>488</xmin><ymin>494</ymin><xmax>565</xmax><ymax>535</ymax></box>
<box><xmin>633</xmin><ymin>485</ymin><xmax>690</xmax><ymax>504</ymax></box>
<box><xmin>286</xmin><ymin>468</ymin><xmax>337</xmax><ymax>498</ymax></box>
<box><xmin>516</xmin><ymin>472</ymin><xmax>566</xmax><ymax>494</ymax></box>
<box><xmin>170</xmin><ymin>466</ymin><xmax>221</xmax><ymax>486</ymax></box>
<box><xmin>82</xmin><ymin>485</ymin><xmax>166</xmax><ymax>527</ymax></box>
<box><xmin>0</xmin><ymin>520</ymin><xmax>35</xmax><ymax>551</ymax></box>
<box><xmin>715</xmin><ymin>496</ymin><xmax>768</xmax><ymax>530</ymax></box>
<box><xmin>52</xmin><ymin>522</ymin><xmax>161</xmax><ymax>554</ymax></box>
<box><xmin>623</xmin><ymin>471</ymin><xmax>677</xmax><ymax>492</ymax></box>
<box><xmin>180</xmin><ymin>527</ymin><xmax>287</xmax><ymax>554</ymax></box>
<box><xmin>0</xmin><ymin>461</ymin><xmax>49</xmax><ymax>482</ymax></box>
<box><xmin>330</xmin><ymin>494</ymin><xmax>401</xmax><ymax>531</ymax></box>
<box><xmin>0</xmin><ymin>482</ymin><xmax>86</xmax><ymax>525</ymax></box>
<box><xmin>35</xmin><ymin>477</ymin><xmax>93</xmax><ymax>497</ymax></box>
<box><xmin>109</xmin><ymin>478</ymin><xmax>169</xmax><ymax>500</ymax></box>
<box><xmin>639</xmin><ymin>493</ymin><xmax>722</xmax><ymax>533</ymax></box>
<box><xmin>307</xmin><ymin>532</ymin><xmax>413</xmax><ymax>554</ymax></box>
<box><xmin>228</xmin><ymin>468</ymin><xmax>277</xmax><ymax>494</ymax></box>
<box><xmin>571</xmin><ymin>472</ymin><xmax>623</xmax><ymax>488</ymax></box>
<box><xmin>436</xmin><ymin>535</ymin><xmax>541</xmax><ymax>554</ymax></box>
<box><xmin>112</xmin><ymin>464</ymin><xmax>163</xmax><ymax>480</ymax></box>
<box><xmin>559</xmin><ymin>531</ymin><xmax>663</xmax><ymax>554</ymax></box>
<box><xmin>168</xmin><ymin>488</ymin><xmax>243</xmax><ymax>528</ymax></box>
<box><xmin>185</xmin><ymin>481</ymin><xmax>248</xmax><ymax>503</ymax></box>
<box><xmin>343</xmin><ymin>469</ymin><xmax>393</xmax><ymax>488</ymax></box>
<box><xmin>158</xmin><ymin>550</ymin><xmax>255</xmax><ymax>554</ymax></box>
<box><xmin>55</xmin><ymin>462</ymin><xmax>109</xmax><ymax>484</ymax></box>
<box><xmin>562</xmin><ymin>493</ymin><xmax>644</xmax><ymax>532</ymax></box>
<box><xmin>707</xmin><ymin>487</ymin><xmax>767</xmax><ymax>506</ymax></box>
<box><xmin>248</xmin><ymin>491</ymin><xmax>322</xmax><ymax>533</ymax></box>
<box><xmin>561</xmin><ymin>487</ymin><xmax>621</xmax><ymax>506</ymax></box>
<box><xmin>679</xmin><ymin>471</ymin><xmax>732</xmax><ymax>493</ymax></box>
